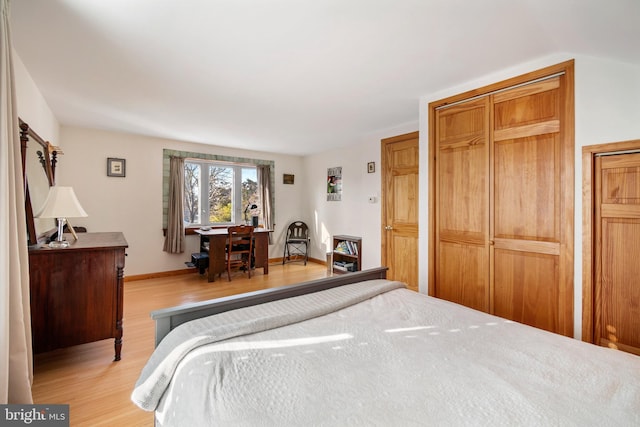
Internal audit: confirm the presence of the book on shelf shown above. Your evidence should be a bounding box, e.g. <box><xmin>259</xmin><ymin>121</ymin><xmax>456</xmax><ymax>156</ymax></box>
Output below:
<box><xmin>334</xmin><ymin>241</ymin><xmax>351</xmax><ymax>254</ymax></box>
<box><xmin>334</xmin><ymin>240</ymin><xmax>358</xmax><ymax>255</ymax></box>
<box><xmin>333</xmin><ymin>261</ymin><xmax>355</xmax><ymax>272</ymax></box>
<box><xmin>345</xmin><ymin>240</ymin><xmax>353</xmax><ymax>254</ymax></box>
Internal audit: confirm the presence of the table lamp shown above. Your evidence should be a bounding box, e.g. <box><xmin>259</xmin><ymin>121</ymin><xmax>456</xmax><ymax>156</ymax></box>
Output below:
<box><xmin>36</xmin><ymin>186</ymin><xmax>88</xmax><ymax>248</ymax></box>
<box><xmin>244</xmin><ymin>203</ymin><xmax>257</xmax><ymax>225</ymax></box>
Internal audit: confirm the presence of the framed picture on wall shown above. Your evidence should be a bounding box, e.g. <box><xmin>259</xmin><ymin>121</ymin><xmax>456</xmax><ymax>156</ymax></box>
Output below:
<box><xmin>107</xmin><ymin>158</ymin><xmax>126</xmax><ymax>177</ymax></box>
<box><xmin>327</xmin><ymin>166</ymin><xmax>342</xmax><ymax>201</ymax></box>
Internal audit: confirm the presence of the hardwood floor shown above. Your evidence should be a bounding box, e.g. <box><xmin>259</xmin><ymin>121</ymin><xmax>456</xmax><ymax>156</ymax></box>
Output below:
<box><xmin>31</xmin><ymin>262</ymin><xmax>328</xmax><ymax>426</ymax></box>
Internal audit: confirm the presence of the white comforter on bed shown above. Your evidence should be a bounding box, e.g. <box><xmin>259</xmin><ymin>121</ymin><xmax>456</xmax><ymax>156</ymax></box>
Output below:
<box><xmin>132</xmin><ymin>279</ymin><xmax>640</xmax><ymax>426</ymax></box>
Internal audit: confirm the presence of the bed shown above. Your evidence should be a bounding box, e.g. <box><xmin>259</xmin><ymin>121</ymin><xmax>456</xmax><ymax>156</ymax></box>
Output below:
<box><xmin>132</xmin><ymin>268</ymin><xmax>640</xmax><ymax>426</ymax></box>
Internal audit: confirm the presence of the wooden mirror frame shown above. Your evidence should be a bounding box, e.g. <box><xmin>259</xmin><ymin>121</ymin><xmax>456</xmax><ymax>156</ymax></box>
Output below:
<box><xmin>19</xmin><ymin>119</ymin><xmax>58</xmax><ymax>245</ymax></box>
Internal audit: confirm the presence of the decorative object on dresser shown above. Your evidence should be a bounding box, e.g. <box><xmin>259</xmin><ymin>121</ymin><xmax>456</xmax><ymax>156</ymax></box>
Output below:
<box><xmin>332</xmin><ymin>235</ymin><xmax>361</xmax><ymax>274</ymax></box>
<box><xmin>35</xmin><ymin>186</ymin><xmax>88</xmax><ymax>248</ymax></box>
<box><xmin>28</xmin><ymin>232</ymin><xmax>128</xmax><ymax>361</ymax></box>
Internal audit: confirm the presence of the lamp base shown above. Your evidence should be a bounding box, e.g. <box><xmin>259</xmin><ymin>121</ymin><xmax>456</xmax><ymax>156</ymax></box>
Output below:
<box><xmin>49</xmin><ymin>217</ymin><xmax>70</xmax><ymax>248</ymax></box>
<box><xmin>48</xmin><ymin>239</ymin><xmax>70</xmax><ymax>248</ymax></box>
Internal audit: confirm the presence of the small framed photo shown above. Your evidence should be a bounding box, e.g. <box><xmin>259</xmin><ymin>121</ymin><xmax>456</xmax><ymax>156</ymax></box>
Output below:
<box><xmin>367</xmin><ymin>162</ymin><xmax>375</xmax><ymax>173</ymax></box>
<box><xmin>283</xmin><ymin>173</ymin><xmax>295</xmax><ymax>184</ymax></box>
<box><xmin>107</xmin><ymin>158</ymin><xmax>126</xmax><ymax>177</ymax></box>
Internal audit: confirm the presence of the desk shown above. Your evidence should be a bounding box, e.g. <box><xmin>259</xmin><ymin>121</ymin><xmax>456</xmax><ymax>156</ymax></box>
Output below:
<box><xmin>196</xmin><ymin>228</ymin><xmax>271</xmax><ymax>282</ymax></box>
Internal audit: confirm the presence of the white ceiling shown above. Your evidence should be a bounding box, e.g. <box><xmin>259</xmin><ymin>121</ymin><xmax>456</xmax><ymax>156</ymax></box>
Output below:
<box><xmin>10</xmin><ymin>0</ymin><xmax>640</xmax><ymax>155</ymax></box>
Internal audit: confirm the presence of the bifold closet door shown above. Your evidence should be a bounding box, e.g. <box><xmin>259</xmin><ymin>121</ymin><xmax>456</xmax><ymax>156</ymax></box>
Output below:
<box><xmin>434</xmin><ymin>71</ymin><xmax>574</xmax><ymax>337</ymax></box>
<box><xmin>491</xmin><ymin>76</ymin><xmax>573</xmax><ymax>335</ymax></box>
<box><xmin>434</xmin><ymin>97</ymin><xmax>490</xmax><ymax>312</ymax></box>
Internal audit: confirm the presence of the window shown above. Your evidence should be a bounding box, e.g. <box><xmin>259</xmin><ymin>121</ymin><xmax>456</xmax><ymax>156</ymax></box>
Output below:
<box><xmin>162</xmin><ymin>149</ymin><xmax>274</xmax><ymax>231</ymax></box>
<box><xmin>183</xmin><ymin>160</ymin><xmax>260</xmax><ymax>226</ymax></box>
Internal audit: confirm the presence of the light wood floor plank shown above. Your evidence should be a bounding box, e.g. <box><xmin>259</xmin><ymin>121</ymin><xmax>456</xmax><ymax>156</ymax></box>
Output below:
<box><xmin>31</xmin><ymin>263</ymin><xmax>328</xmax><ymax>426</ymax></box>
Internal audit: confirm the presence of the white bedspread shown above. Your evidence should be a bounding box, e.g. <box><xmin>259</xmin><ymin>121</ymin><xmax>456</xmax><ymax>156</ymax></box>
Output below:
<box><xmin>132</xmin><ymin>279</ymin><xmax>640</xmax><ymax>426</ymax></box>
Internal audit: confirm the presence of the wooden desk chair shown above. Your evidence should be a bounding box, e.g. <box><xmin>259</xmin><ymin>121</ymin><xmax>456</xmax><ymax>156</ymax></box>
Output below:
<box><xmin>225</xmin><ymin>225</ymin><xmax>254</xmax><ymax>281</ymax></box>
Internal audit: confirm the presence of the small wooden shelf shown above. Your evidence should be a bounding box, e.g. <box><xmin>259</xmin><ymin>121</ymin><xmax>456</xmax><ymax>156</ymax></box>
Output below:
<box><xmin>332</xmin><ymin>235</ymin><xmax>362</xmax><ymax>274</ymax></box>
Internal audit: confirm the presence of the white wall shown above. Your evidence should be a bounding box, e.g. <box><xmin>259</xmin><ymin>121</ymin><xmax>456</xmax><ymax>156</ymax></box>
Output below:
<box><xmin>418</xmin><ymin>54</ymin><xmax>640</xmax><ymax>338</ymax></box>
<box><xmin>13</xmin><ymin>51</ymin><xmax>59</xmax><ymax>142</ymax></box>
<box><xmin>14</xmin><ymin>51</ymin><xmax>60</xmax><ymax>237</ymax></box>
<box><xmin>302</xmin><ymin>122</ymin><xmax>418</xmax><ymax>270</ymax></box>
<box><xmin>55</xmin><ymin>127</ymin><xmax>305</xmax><ymax>276</ymax></box>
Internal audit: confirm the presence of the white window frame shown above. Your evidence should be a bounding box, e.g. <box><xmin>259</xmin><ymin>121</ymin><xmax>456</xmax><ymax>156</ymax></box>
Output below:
<box><xmin>184</xmin><ymin>159</ymin><xmax>257</xmax><ymax>227</ymax></box>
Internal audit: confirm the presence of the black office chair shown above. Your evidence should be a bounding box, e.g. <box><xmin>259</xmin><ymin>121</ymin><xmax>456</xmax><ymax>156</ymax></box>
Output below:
<box><xmin>282</xmin><ymin>221</ymin><xmax>310</xmax><ymax>265</ymax></box>
<box><xmin>225</xmin><ymin>225</ymin><xmax>254</xmax><ymax>281</ymax></box>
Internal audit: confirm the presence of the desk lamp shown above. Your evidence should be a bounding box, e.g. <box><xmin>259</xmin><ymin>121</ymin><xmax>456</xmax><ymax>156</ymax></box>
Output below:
<box><xmin>36</xmin><ymin>186</ymin><xmax>88</xmax><ymax>248</ymax></box>
<box><xmin>244</xmin><ymin>203</ymin><xmax>257</xmax><ymax>225</ymax></box>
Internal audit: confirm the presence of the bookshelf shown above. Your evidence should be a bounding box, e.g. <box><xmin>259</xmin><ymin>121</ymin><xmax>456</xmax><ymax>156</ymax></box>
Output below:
<box><xmin>332</xmin><ymin>235</ymin><xmax>362</xmax><ymax>274</ymax></box>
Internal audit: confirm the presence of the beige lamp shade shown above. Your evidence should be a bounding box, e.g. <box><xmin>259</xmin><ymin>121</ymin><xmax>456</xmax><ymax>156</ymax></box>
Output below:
<box><xmin>36</xmin><ymin>186</ymin><xmax>88</xmax><ymax>219</ymax></box>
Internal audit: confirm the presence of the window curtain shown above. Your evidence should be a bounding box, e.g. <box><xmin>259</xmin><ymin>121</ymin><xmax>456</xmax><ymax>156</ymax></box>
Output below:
<box><xmin>163</xmin><ymin>156</ymin><xmax>185</xmax><ymax>253</ymax></box>
<box><xmin>1</xmin><ymin>0</ymin><xmax>33</xmax><ymax>404</ymax></box>
<box><xmin>257</xmin><ymin>165</ymin><xmax>273</xmax><ymax>244</ymax></box>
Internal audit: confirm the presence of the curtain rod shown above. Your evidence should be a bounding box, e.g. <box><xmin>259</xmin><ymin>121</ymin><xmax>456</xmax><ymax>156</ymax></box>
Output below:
<box><xmin>435</xmin><ymin>71</ymin><xmax>565</xmax><ymax>111</ymax></box>
<box><xmin>594</xmin><ymin>149</ymin><xmax>640</xmax><ymax>157</ymax></box>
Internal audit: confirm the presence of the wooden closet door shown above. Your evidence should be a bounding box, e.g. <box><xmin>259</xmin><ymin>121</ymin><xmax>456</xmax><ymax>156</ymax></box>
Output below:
<box><xmin>434</xmin><ymin>97</ymin><xmax>490</xmax><ymax>311</ymax></box>
<box><xmin>491</xmin><ymin>76</ymin><xmax>573</xmax><ymax>335</ymax></box>
<box><xmin>594</xmin><ymin>153</ymin><xmax>640</xmax><ymax>355</ymax></box>
<box><xmin>431</xmin><ymin>61</ymin><xmax>574</xmax><ymax>337</ymax></box>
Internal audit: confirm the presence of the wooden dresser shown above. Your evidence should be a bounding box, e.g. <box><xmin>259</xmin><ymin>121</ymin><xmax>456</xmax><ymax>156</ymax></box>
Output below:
<box><xmin>28</xmin><ymin>232</ymin><xmax>128</xmax><ymax>361</ymax></box>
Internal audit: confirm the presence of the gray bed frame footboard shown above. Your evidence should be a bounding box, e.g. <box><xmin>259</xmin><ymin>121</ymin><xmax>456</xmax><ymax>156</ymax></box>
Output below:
<box><xmin>151</xmin><ymin>267</ymin><xmax>389</xmax><ymax>346</ymax></box>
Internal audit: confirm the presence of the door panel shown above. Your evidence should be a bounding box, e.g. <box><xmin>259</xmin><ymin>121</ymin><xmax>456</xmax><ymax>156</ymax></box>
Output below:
<box><xmin>493</xmin><ymin>250</ymin><xmax>559</xmax><ymax>332</ymax></box>
<box><xmin>438</xmin><ymin>242</ymin><xmax>488</xmax><ymax>311</ymax></box>
<box><xmin>393</xmin><ymin>174</ymin><xmax>417</xmax><ymax>224</ymax></box>
<box><xmin>435</xmin><ymin>97</ymin><xmax>490</xmax><ymax>310</ymax></box>
<box><xmin>493</xmin><ymin>79</ymin><xmax>559</xmax><ymax>130</ymax></box>
<box><xmin>389</xmin><ymin>233</ymin><xmax>418</xmax><ymax>291</ymax></box>
<box><xmin>440</xmin><ymin>142</ymin><xmax>487</xmax><ymax>236</ymax></box>
<box><xmin>382</xmin><ymin>132</ymin><xmax>419</xmax><ymax>291</ymax></box>
<box><xmin>494</xmin><ymin>134</ymin><xmax>559</xmax><ymax>241</ymax></box>
<box><xmin>491</xmin><ymin>77</ymin><xmax>570</xmax><ymax>335</ymax></box>
<box><xmin>595</xmin><ymin>153</ymin><xmax>640</xmax><ymax>355</ymax></box>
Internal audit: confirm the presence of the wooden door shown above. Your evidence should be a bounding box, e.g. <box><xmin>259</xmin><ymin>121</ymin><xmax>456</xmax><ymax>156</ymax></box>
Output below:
<box><xmin>430</xmin><ymin>61</ymin><xmax>574</xmax><ymax>337</ymax></box>
<box><xmin>381</xmin><ymin>132</ymin><xmax>419</xmax><ymax>292</ymax></box>
<box><xmin>491</xmin><ymin>76</ymin><xmax>573</xmax><ymax>335</ymax></box>
<box><xmin>434</xmin><ymin>97</ymin><xmax>490</xmax><ymax>311</ymax></box>
<box><xmin>593</xmin><ymin>153</ymin><xmax>640</xmax><ymax>355</ymax></box>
